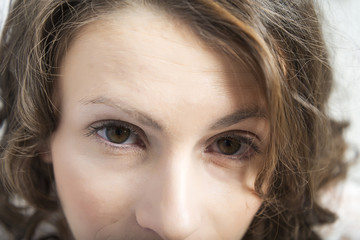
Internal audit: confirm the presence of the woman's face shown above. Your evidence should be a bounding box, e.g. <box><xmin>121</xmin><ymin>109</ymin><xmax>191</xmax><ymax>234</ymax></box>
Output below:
<box><xmin>49</xmin><ymin>6</ymin><xmax>269</xmax><ymax>240</ymax></box>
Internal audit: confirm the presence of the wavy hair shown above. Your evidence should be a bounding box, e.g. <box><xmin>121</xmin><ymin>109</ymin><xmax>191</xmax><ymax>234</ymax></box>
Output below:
<box><xmin>0</xmin><ymin>0</ymin><xmax>347</xmax><ymax>239</ymax></box>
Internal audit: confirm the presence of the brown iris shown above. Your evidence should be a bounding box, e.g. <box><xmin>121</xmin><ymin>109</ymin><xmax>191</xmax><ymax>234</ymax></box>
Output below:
<box><xmin>217</xmin><ymin>138</ymin><xmax>242</xmax><ymax>155</ymax></box>
<box><xmin>105</xmin><ymin>126</ymin><xmax>131</xmax><ymax>144</ymax></box>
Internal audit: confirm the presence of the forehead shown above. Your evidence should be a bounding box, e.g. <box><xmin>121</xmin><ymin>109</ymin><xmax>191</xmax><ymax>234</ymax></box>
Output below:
<box><xmin>64</xmin><ymin>6</ymin><xmax>259</xmax><ymax>83</ymax></box>
<box><xmin>59</xmin><ymin>6</ymin><xmax>266</xmax><ymax>119</ymax></box>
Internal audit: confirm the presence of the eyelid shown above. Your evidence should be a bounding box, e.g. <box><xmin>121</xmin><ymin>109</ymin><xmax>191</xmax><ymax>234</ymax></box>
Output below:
<box><xmin>206</xmin><ymin>131</ymin><xmax>260</xmax><ymax>147</ymax></box>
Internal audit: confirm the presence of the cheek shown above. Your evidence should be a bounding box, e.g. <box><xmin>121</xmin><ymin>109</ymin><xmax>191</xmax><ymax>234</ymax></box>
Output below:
<box><xmin>50</xmin><ymin>133</ymin><xmax>138</xmax><ymax>239</ymax></box>
<box><xmin>206</xmin><ymin>177</ymin><xmax>262</xmax><ymax>238</ymax></box>
<box><xmin>217</xmin><ymin>193</ymin><xmax>261</xmax><ymax>238</ymax></box>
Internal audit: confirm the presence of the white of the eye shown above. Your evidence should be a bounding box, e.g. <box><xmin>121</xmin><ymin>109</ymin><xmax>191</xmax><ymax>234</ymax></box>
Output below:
<box><xmin>97</xmin><ymin>127</ymin><xmax>138</xmax><ymax>145</ymax></box>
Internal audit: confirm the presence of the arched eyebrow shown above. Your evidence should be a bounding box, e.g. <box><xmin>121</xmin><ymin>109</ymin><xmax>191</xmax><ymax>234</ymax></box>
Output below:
<box><xmin>81</xmin><ymin>96</ymin><xmax>267</xmax><ymax>132</ymax></box>
<box><xmin>209</xmin><ymin>106</ymin><xmax>267</xmax><ymax>130</ymax></box>
<box><xmin>81</xmin><ymin>96</ymin><xmax>163</xmax><ymax>131</ymax></box>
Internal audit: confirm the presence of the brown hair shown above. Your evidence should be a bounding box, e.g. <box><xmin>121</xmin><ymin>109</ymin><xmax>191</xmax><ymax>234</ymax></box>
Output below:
<box><xmin>0</xmin><ymin>0</ymin><xmax>348</xmax><ymax>239</ymax></box>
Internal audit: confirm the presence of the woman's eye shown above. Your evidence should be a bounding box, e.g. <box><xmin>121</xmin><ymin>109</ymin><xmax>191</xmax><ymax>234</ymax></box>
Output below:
<box><xmin>207</xmin><ymin>135</ymin><xmax>258</xmax><ymax>159</ymax></box>
<box><xmin>98</xmin><ymin>126</ymin><xmax>132</xmax><ymax>144</ymax></box>
<box><xmin>89</xmin><ymin>121</ymin><xmax>145</xmax><ymax>147</ymax></box>
<box><xmin>217</xmin><ymin>138</ymin><xmax>245</xmax><ymax>155</ymax></box>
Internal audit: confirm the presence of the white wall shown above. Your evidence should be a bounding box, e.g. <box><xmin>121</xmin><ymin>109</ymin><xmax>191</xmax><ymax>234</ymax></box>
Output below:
<box><xmin>0</xmin><ymin>0</ymin><xmax>9</xmax><ymax>30</ymax></box>
<box><xmin>319</xmin><ymin>0</ymin><xmax>360</xmax><ymax>153</ymax></box>
<box><xmin>316</xmin><ymin>2</ymin><xmax>360</xmax><ymax>238</ymax></box>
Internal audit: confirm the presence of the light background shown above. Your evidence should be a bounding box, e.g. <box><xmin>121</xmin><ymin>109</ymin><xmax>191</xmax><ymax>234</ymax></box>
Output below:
<box><xmin>319</xmin><ymin>0</ymin><xmax>360</xmax><ymax>153</ymax></box>
<box><xmin>0</xmin><ymin>0</ymin><xmax>359</xmax><ymax>238</ymax></box>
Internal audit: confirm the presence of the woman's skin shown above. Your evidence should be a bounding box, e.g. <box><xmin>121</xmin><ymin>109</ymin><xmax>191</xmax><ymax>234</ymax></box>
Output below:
<box><xmin>47</xmin><ymin>6</ymin><xmax>269</xmax><ymax>240</ymax></box>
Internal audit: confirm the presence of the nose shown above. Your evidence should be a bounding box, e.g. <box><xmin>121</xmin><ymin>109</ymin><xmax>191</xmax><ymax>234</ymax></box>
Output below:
<box><xmin>135</xmin><ymin>153</ymin><xmax>202</xmax><ymax>240</ymax></box>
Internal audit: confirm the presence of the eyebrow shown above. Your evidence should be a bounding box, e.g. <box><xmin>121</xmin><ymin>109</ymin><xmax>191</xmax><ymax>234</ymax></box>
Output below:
<box><xmin>81</xmin><ymin>97</ymin><xmax>267</xmax><ymax>132</ymax></box>
<box><xmin>82</xmin><ymin>97</ymin><xmax>163</xmax><ymax>131</ymax></box>
<box><xmin>209</xmin><ymin>106</ymin><xmax>267</xmax><ymax>130</ymax></box>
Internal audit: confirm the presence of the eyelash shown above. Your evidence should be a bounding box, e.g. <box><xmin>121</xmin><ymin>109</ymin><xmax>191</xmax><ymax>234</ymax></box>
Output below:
<box><xmin>86</xmin><ymin>120</ymin><xmax>260</xmax><ymax>160</ymax></box>
<box><xmin>205</xmin><ymin>132</ymin><xmax>260</xmax><ymax>161</ymax></box>
<box><xmin>86</xmin><ymin>120</ymin><xmax>146</xmax><ymax>151</ymax></box>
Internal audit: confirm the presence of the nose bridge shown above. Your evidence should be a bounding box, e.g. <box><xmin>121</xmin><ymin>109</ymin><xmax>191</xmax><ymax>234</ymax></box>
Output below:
<box><xmin>135</xmin><ymin>150</ymin><xmax>202</xmax><ymax>239</ymax></box>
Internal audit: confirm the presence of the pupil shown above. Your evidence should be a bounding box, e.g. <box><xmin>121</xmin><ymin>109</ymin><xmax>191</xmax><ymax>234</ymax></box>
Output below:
<box><xmin>105</xmin><ymin>126</ymin><xmax>130</xmax><ymax>143</ymax></box>
<box><xmin>217</xmin><ymin>138</ymin><xmax>241</xmax><ymax>155</ymax></box>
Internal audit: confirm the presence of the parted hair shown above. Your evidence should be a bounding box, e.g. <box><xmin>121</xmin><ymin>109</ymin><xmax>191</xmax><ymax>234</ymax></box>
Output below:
<box><xmin>0</xmin><ymin>0</ymin><xmax>347</xmax><ymax>239</ymax></box>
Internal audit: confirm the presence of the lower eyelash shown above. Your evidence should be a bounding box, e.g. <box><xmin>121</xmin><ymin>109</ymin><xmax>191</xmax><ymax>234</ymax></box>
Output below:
<box><xmin>84</xmin><ymin>120</ymin><xmax>146</xmax><ymax>150</ymax></box>
<box><xmin>203</xmin><ymin>132</ymin><xmax>262</xmax><ymax>165</ymax></box>
<box><xmin>87</xmin><ymin>128</ymin><xmax>147</xmax><ymax>157</ymax></box>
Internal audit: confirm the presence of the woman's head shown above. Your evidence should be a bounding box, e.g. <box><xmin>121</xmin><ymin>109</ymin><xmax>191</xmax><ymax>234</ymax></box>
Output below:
<box><xmin>0</xmin><ymin>0</ymin><xmax>347</xmax><ymax>239</ymax></box>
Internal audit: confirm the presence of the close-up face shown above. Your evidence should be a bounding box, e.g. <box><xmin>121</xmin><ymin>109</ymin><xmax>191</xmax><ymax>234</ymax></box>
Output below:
<box><xmin>49</xmin><ymin>6</ymin><xmax>269</xmax><ymax>240</ymax></box>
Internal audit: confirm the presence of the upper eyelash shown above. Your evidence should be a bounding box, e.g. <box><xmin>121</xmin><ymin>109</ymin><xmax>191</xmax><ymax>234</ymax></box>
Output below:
<box><xmin>85</xmin><ymin>120</ymin><xmax>142</xmax><ymax>140</ymax></box>
<box><xmin>85</xmin><ymin>120</ymin><xmax>148</xmax><ymax>153</ymax></box>
<box><xmin>212</xmin><ymin>132</ymin><xmax>261</xmax><ymax>154</ymax></box>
